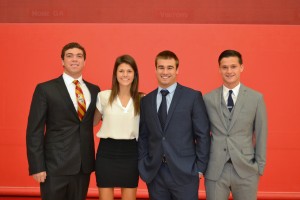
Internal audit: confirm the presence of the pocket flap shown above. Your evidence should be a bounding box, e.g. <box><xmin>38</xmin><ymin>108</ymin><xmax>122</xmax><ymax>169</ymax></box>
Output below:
<box><xmin>242</xmin><ymin>147</ymin><xmax>254</xmax><ymax>155</ymax></box>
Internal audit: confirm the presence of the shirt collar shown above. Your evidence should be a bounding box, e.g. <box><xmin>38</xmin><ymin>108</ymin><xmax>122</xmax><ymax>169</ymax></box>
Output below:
<box><xmin>158</xmin><ymin>82</ymin><xmax>177</xmax><ymax>94</ymax></box>
<box><xmin>63</xmin><ymin>73</ymin><xmax>84</xmax><ymax>86</ymax></box>
<box><xmin>223</xmin><ymin>83</ymin><xmax>240</xmax><ymax>97</ymax></box>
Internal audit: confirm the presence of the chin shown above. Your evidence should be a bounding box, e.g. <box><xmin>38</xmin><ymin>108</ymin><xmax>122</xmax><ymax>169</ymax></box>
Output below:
<box><xmin>160</xmin><ymin>82</ymin><xmax>168</xmax><ymax>86</ymax></box>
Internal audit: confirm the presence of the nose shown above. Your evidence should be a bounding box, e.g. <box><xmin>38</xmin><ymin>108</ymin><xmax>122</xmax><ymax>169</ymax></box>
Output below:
<box><xmin>71</xmin><ymin>57</ymin><xmax>77</xmax><ymax>62</ymax></box>
<box><xmin>226</xmin><ymin>68</ymin><xmax>232</xmax><ymax>73</ymax></box>
<box><xmin>162</xmin><ymin>68</ymin><xmax>168</xmax><ymax>74</ymax></box>
<box><xmin>72</xmin><ymin>55</ymin><xmax>81</xmax><ymax>61</ymax></box>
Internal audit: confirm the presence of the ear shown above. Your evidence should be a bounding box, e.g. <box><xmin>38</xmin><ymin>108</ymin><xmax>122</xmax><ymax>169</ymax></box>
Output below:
<box><xmin>62</xmin><ymin>61</ymin><xmax>64</xmax><ymax>66</ymax></box>
<box><xmin>240</xmin><ymin>64</ymin><xmax>244</xmax><ymax>72</ymax></box>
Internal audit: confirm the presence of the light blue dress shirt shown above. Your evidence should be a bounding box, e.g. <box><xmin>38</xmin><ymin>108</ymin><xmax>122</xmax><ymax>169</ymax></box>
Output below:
<box><xmin>156</xmin><ymin>82</ymin><xmax>177</xmax><ymax>113</ymax></box>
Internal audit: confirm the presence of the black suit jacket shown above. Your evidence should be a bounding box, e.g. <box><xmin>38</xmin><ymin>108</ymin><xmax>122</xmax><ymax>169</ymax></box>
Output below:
<box><xmin>138</xmin><ymin>83</ymin><xmax>210</xmax><ymax>185</ymax></box>
<box><xmin>26</xmin><ymin>76</ymin><xmax>100</xmax><ymax>176</ymax></box>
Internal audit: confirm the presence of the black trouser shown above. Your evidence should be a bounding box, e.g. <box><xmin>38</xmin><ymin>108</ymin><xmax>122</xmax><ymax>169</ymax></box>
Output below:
<box><xmin>40</xmin><ymin>172</ymin><xmax>90</xmax><ymax>200</ymax></box>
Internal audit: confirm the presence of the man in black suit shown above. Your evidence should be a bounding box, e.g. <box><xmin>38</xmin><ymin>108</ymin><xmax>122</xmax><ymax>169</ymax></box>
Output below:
<box><xmin>138</xmin><ymin>50</ymin><xmax>210</xmax><ymax>200</ymax></box>
<box><xmin>26</xmin><ymin>42</ymin><xmax>100</xmax><ymax>200</ymax></box>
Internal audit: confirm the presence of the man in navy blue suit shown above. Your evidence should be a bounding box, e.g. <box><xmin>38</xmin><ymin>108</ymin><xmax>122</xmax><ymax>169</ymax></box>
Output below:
<box><xmin>138</xmin><ymin>50</ymin><xmax>210</xmax><ymax>200</ymax></box>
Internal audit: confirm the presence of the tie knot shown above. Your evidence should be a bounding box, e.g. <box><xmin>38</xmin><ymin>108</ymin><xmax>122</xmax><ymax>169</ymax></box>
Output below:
<box><xmin>160</xmin><ymin>90</ymin><xmax>169</xmax><ymax>96</ymax></box>
<box><xmin>229</xmin><ymin>90</ymin><xmax>233</xmax><ymax>95</ymax></box>
<box><xmin>73</xmin><ymin>80</ymin><xmax>80</xmax><ymax>85</ymax></box>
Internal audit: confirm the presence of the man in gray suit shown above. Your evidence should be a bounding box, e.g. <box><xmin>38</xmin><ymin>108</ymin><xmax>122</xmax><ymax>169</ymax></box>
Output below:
<box><xmin>204</xmin><ymin>49</ymin><xmax>267</xmax><ymax>200</ymax></box>
<box><xmin>138</xmin><ymin>50</ymin><xmax>210</xmax><ymax>200</ymax></box>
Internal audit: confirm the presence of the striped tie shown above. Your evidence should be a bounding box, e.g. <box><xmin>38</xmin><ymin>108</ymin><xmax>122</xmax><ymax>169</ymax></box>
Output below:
<box><xmin>73</xmin><ymin>80</ymin><xmax>86</xmax><ymax>121</ymax></box>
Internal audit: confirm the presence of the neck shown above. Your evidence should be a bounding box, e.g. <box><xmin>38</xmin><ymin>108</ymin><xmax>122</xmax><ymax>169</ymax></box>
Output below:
<box><xmin>118</xmin><ymin>85</ymin><xmax>131</xmax><ymax>97</ymax></box>
<box><xmin>224</xmin><ymin>82</ymin><xmax>239</xmax><ymax>89</ymax></box>
<box><xmin>64</xmin><ymin>71</ymin><xmax>82</xmax><ymax>79</ymax></box>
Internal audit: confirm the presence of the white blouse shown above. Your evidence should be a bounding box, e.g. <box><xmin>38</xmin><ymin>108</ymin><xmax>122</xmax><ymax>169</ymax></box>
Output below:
<box><xmin>96</xmin><ymin>90</ymin><xmax>139</xmax><ymax>140</ymax></box>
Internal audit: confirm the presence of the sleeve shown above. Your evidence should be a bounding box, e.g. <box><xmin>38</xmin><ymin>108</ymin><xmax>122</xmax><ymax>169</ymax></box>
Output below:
<box><xmin>193</xmin><ymin>91</ymin><xmax>211</xmax><ymax>174</ymax></box>
<box><xmin>254</xmin><ymin>94</ymin><xmax>268</xmax><ymax>175</ymax></box>
<box><xmin>96</xmin><ymin>92</ymin><xmax>103</xmax><ymax>114</ymax></box>
<box><xmin>26</xmin><ymin>84</ymin><xmax>47</xmax><ymax>175</ymax></box>
<box><xmin>138</xmin><ymin>97</ymin><xmax>148</xmax><ymax>160</ymax></box>
<box><xmin>96</xmin><ymin>90</ymin><xmax>111</xmax><ymax>115</ymax></box>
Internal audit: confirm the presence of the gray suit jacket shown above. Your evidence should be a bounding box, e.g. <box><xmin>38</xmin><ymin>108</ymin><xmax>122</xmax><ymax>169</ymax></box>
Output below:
<box><xmin>138</xmin><ymin>83</ymin><xmax>210</xmax><ymax>185</ymax></box>
<box><xmin>203</xmin><ymin>84</ymin><xmax>267</xmax><ymax>181</ymax></box>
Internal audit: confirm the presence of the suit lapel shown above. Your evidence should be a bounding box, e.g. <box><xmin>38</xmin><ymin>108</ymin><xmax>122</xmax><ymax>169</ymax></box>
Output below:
<box><xmin>55</xmin><ymin>76</ymin><xmax>79</xmax><ymax>119</ymax></box>
<box><xmin>216</xmin><ymin>87</ymin><xmax>228</xmax><ymax>129</ymax></box>
<box><xmin>82</xmin><ymin>80</ymin><xmax>94</xmax><ymax>121</ymax></box>
<box><xmin>164</xmin><ymin>84</ymin><xmax>183</xmax><ymax>132</ymax></box>
<box><xmin>150</xmin><ymin>89</ymin><xmax>163</xmax><ymax>132</ymax></box>
<box><xmin>228</xmin><ymin>84</ymin><xmax>247</xmax><ymax>132</ymax></box>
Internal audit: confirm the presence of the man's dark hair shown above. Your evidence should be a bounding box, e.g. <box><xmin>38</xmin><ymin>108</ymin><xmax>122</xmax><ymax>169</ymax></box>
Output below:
<box><xmin>218</xmin><ymin>50</ymin><xmax>242</xmax><ymax>65</ymax></box>
<box><xmin>61</xmin><ymin>42</ymin><xmax>86</xmax><ymax>60</ymax></box>
<box><xmin>155</xmin><ymin>50</ymin><xmax>179</xmax><ymax>69</ymax></box>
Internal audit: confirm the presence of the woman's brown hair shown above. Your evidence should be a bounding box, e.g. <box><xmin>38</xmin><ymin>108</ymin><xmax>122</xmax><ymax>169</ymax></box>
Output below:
<box><xmin>109</xmin><ymin>54</ymin><xmax>142</xmax><ymax>116</ymax></box>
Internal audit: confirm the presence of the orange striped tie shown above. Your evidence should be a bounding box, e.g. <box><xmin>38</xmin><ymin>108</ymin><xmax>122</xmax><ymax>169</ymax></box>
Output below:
<box><xmin>73</xmin><ymin>80</ymin><xmax>86</xmax><ymax>121</ymax></box>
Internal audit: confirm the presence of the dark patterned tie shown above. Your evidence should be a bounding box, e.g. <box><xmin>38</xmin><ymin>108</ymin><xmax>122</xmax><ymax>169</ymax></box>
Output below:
<box><xmin>158</xmin><ymin>90</ymin><xmax>169</xmax><ymax>130</ymax></box>
<box><xmin>227</xmin><ymin>90</ymin><xmax>234</xmax><ymax>112</ymax></box>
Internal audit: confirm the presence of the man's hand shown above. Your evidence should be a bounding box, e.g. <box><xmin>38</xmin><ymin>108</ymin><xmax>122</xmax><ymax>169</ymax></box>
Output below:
<box><xmin>32</xmin><ymin>171</ymin><xmax>47</xmax><ymax>183</ymax></box>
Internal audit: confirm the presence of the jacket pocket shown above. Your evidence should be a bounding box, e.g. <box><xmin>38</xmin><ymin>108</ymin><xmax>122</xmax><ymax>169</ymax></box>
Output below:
<box><xmin>180</xmin><ymin>147</ymin><xmax>196</xmax><ymax>156</ymax></box>
<box><xmin>241</xmin><ymin>147</ymin><xmax>254</xmax><ymax>155</ymax></box>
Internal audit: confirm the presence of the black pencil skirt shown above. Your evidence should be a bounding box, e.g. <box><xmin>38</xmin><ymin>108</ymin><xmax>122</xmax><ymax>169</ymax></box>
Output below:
<box><xmin>95</xmin><ymin>138</ymin><xmax>139</xmax><ymax>188</ymax></box>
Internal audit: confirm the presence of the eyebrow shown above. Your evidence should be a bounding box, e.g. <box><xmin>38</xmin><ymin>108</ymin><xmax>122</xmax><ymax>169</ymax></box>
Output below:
<box><xmin>157</xmin><ymin>65</ymin><xmax>175</xmax><ymax>68</ymax></box>
<box><xmin>66</xmin><ymin>53</ymin><xmax>83</xmax><ymax>56</ymax></box>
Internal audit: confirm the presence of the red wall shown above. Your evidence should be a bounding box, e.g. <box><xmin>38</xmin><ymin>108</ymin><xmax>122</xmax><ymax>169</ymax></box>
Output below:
<box><xmin>0</xmin><ymin>23</ymin><xmax>300</xmax><ymax>199</ymax></box>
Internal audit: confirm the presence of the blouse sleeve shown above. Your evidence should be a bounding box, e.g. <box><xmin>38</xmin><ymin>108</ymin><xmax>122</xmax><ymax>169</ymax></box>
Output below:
<box><xmin>96</xmin><ymin>92</ymin><xmax>103</xmax><ymax>114</ymax></box>
<box><xmin>96</xmin><ymin>90</ymin><xmax>110</xmax><ymax>115</ymax></box>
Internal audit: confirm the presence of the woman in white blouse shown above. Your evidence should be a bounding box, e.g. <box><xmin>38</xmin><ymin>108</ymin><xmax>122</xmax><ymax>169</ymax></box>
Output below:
<box><xmin>94</xmin><ymin>55</ymin><xmax>143</xmax><ymax>200</ymax></box>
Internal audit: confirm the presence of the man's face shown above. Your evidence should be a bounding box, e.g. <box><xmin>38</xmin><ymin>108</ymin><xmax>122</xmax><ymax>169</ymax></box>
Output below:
<box><xmin>156</xmin><ymin>58</ymin><xmax>178</xmax><ymax>88</ymax></box>
<box><xmin>219</xmin><ymin>56</ymin><xmax>244</xmax><ymax>89</ymax></box>
<box><xmin>62</xmin><ymin>48</ymin><xmax>85</xmax><ymax>79</ymax></box>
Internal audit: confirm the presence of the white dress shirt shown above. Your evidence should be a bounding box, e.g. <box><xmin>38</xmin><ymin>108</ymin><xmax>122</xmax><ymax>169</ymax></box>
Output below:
<box><xmin>62</xmin><ymin>73</ymin><xmax>91</xmax><ymax>111</ymax></box>
<box><xmin>222</xmin><ymin>83</ymin><xmax>240</xmax><ymax>105</ymax></box>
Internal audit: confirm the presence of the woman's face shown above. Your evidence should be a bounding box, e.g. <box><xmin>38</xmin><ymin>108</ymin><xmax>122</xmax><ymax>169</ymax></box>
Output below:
<box><xmin>116</xmin><ymin>63</ymin><xmax>135</xmax><ymax>87</ymax></box>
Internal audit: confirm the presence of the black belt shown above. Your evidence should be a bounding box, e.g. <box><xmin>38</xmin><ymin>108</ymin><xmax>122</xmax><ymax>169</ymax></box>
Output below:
<box><xmin>162</xmin><ymin>155</ymin><xmax>167</xmax><ymax>163</ymax></box>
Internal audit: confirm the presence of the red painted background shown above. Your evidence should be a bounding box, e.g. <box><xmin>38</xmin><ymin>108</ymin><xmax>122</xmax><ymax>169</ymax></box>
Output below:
<box><xmin>1</xmin><ymin>0</ymin><xmax>300</xmax><ymax>24</ymax></box>
<box><xmin>0</xmin><ymin>23</ymin><xmax>300</xmax><ymax>199</ymax></box>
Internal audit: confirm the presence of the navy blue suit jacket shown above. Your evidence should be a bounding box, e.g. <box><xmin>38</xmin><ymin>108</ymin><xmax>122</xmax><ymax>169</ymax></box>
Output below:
<box><xmin>138</xmin><ymin>83</ymin><xmax>210</xmax><ymax>185</ymax></box>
